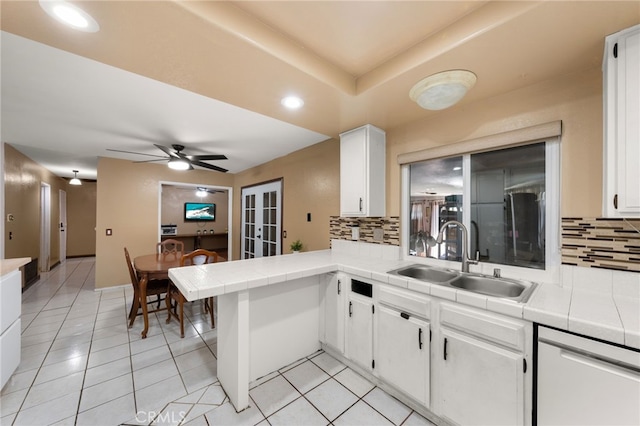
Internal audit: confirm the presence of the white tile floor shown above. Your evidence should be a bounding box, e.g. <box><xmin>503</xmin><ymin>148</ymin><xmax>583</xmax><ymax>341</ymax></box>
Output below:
<box><xmin>1</xmin><ymin>257</ymin><xmax>436</xmax><ymax>426</ymax></box>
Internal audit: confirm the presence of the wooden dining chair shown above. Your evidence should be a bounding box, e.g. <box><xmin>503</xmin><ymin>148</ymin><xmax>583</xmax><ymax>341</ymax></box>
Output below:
<box><xmin>124</xmin><ymin>247</ymin><xmax>170</xmax><ymax>327</ymax></box>
<box><xmin>166</xmin><ymin>248</ymin><xmax>218</xmax><ymax>337</ymax></box>
<box><xmin>157</xmin><ymin>239</ymin><xmax>184</xmax><ymax>256</ymax></box>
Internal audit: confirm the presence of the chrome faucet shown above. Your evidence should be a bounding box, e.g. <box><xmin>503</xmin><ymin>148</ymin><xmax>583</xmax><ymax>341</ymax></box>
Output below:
<box><xmin>436</xmin><ymin>220</ymin><xmax>479</xmax><ymax>273</ymax></box>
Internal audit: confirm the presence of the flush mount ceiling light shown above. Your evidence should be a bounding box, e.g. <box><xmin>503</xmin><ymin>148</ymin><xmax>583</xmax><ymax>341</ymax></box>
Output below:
<box><xmin>69</xmin><ymin>170</ymin><xmax>81</xmax><ymax>185</ymax></box>
<box><xmin>410</xmin><ymin>70</ymin><xmax>477</xmax><ymax>111</ymax></box>
<box><xmin>168</xmin><ymin>157</ymin><xmax>191</xmax><ymax>171</ymax></box>
<box><xmin>39</xmin><ymin>0</ymin><xmax>100</xmax><ymax>32</ymax></box>
<box><xmin>281</xmin><ymin>96</ymin><xmax>304</xmax><ymax>109</ymax></box>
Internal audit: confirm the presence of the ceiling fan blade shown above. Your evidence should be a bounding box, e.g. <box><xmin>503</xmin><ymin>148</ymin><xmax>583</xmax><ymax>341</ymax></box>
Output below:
<box><xmin>133</xmin><ymin>159</ymin><xmax>168</xmax><ymax>163</ymax></box>
<box><xmin>154</xmin><ymin>144</ymin><xmax>180</xmax><ymax>158</ymax></box>
<box><xmin>188</xmin><ymin>154</ymin><xmax>228</xmax><ymax>161</ymax></box>
<box><xmin>106</xmin><ymin>148</ymin><xmax>167</xmax><ymax>158</ymax></box>
<box><xmin>191</xmin><ymin>160</ymin><xmax>228</xmax><ymax>173</ymax></box>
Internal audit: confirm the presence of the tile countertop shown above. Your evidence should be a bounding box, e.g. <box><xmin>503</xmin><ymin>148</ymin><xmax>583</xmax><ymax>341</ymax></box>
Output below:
<box><xmin>0</xmin><ymin>257</ymin><xmax>31</xmax><ymax>276</ymax></box>
<box><xmin>168</xmin><ymin>242</ymin><xmax>640</xmax><ymax>350</ymax></box>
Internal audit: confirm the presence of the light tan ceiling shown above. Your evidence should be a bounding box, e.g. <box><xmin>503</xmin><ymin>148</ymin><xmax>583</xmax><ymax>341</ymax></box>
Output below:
<box><xmin>1</xmin><ymin>1</ymin><xmax>639</xmax><ymax>179</ymax></box>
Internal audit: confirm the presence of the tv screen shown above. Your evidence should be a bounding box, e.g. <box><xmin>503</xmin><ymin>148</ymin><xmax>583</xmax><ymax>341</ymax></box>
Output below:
<box><xmin>184</xmin><ymin>202</ymin><xmax>216</xmax><ymax>221</ymax></box>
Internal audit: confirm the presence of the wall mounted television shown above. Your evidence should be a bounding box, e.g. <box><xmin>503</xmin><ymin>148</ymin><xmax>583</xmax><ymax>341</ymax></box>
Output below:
<box><xmin>184</xmin><ymin>202</ymin><xmax>216</xmax><ymax>221</ymax></box>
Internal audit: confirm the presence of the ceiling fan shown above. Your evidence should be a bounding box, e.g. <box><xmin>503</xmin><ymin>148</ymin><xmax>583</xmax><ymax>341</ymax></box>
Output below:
<box><xmin>107</xmin><ymin>144</ymin><xmax>228</xmax><ymax>173</ymax></box>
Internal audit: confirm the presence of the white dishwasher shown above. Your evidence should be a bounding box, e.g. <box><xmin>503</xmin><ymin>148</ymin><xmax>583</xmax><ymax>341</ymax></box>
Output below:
<box><xmin>537</xmin><ymin>326</ymin><xmax>640</xmax><ymax>425</ymax></box>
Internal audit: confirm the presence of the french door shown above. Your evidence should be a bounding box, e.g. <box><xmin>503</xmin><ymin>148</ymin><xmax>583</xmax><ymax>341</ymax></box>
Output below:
<box><xmin>241</xmin><ymin>180</ymin><xmax>282</xmax><ymax>259</ymax></box>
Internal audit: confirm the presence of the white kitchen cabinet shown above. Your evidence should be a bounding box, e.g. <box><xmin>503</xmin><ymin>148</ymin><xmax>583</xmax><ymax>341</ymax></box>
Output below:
<box><xmin>1</xmin><ymin>268</ymin><xmax>23</xmax><ymax>390</ymax></box>
<box><xmin>377</xmin><ymin>305</ymin><xmax>430</xmax><ymax>407</ymax></box>
<box><xmin>435</xmin><ymin>302</ymin><xmax>532</xmax><ymax>426</ymax></box>
<box><xmin>603</xmin><ymin>24</ymin><xmax>640</xmax><ymax>217</ymax></box>
<box><xmin>340</xmin><ymin>124</ymin><xmax>386</xmax><ymax>217</ymax></box>
<box><xmin>320</xmin><ymin>272</ymin><xmax>346</xmax><ymax>354</ymax></box>
<box><xmin>346</xmin><ymin>292</ymin><xmax>374</xmax><ymax>371</ymax></box>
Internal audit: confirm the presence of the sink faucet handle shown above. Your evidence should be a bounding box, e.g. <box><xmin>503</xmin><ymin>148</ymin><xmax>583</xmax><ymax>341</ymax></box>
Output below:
<box><xmin>469</xmin><ymin>250</ymin><xmax>479</xmax><ymax>264</ymax></box>
<box><xmin>493</xmin><ymin>268</ymin><xmax>501</xmax><ymax>278</ymax></box>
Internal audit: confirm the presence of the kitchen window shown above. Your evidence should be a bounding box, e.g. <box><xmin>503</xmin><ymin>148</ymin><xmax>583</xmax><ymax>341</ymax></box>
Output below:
<box><xmin>400</xmin><ymin>122</ymin><xmax>561</xmax><ymax>279</ymax></box>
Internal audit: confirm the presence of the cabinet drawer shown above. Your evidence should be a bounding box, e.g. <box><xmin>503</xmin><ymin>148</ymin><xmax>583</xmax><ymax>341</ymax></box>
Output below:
<box><xmin>440</xmin><ymin>302</ymin><xmax>527</xmax><ymax>352</ymax></box>
<box><xmin>379</xmin><ymin>285</ymin><xmax>430</xmax><ymax>319</ymax></box>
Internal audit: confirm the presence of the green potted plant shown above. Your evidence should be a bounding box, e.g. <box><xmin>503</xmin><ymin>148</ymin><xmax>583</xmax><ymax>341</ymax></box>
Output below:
<box><xmin>290</xmin><ymin>239</ymin><xmax>303</xmax><ymax>253</ymax></box>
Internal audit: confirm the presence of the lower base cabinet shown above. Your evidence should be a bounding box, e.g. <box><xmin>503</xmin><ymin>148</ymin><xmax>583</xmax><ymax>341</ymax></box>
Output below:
<box><xmin>322</xmin><ymin>274</ymin><xmax>533</xmax><ymax>426</ymax></box>
<box><xmin>377</xmin><ymin>305</ymin><xmax>430</xmax><ymax>407</ymax></box>
<box><xmin>434</xmin><ymin>302</ymin><xmax>531</xmax><ymax>426</ymax></box>
<box><xmin>346</xmin><ymin>293</ymin><xmax>374</xmax><ymax>371</ymax></box>
<box><xmin>438</xmin><ymin>327</ymin><xmax>525</xmax><ymax>425</ymax></box>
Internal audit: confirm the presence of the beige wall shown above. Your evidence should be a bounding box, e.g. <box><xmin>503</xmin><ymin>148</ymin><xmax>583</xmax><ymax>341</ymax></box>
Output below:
<box><xmin>386</xmin><ymin>66</ymin><xmax>603</xmax><ymax>218</ymax></box>
<box><xmin>232</xmin><ymin>138</ymin><xmax>340</xmax><ymax>259</ymax></box>
<box><xmin>3</xmin><ymin>144</ymin><xmax>64</xmax><ymax>268</ymax></box>
<box><xmin>95</xmin><ymin>157</ymin><xmax>234</xmax><ymax>288</ymax></box>
<box><xmin>66</xmin><ymin>181</ymin><xmax>97</xmax><ymax>257</ymax></box>
<box><xmin>161</xmin><ymin>185</ymin><xmax>229</xmax><ymax>235</ymax></box>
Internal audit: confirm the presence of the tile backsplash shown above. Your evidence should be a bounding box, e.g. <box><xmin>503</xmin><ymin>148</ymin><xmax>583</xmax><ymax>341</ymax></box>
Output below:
<box><xmin>329</xmin><ymin>216</ymin><xmax>400</xmax><ymax>246</ymax></box>
<box><xmin>562</xmin><ymin>217</ymin><xmax>640</xmax><ymax>272</ymax></box>
<box><xmin>330</xmin><ymin>216</ymin><xmax>639</xmax><ymax>273</ymax></box>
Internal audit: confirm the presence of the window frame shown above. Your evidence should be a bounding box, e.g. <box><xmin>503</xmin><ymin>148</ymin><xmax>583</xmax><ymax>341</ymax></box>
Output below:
<box><xmin>401</xmin><ymin>137</ymin><xmax>561</xmax><ymax>284</ymax></box>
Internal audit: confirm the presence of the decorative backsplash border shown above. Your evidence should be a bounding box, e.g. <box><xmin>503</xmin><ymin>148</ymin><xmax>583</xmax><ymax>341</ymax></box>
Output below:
<box><xmin>329</xmin><ymin>216</ymin><xmax>400</xmax><ymax>246</ymax></box>
<box><xmin>330</xmin><ymin>216</ymin><xmax>639</xmax><ymax>272</ymax></box>
<box><xmin>562</xmin><ymin>217</ymin><xmax>640</xmax><ymax>272</ymax></box>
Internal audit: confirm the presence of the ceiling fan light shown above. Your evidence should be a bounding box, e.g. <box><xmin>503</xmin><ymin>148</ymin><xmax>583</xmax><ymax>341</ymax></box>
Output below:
<box><xmin>410</xmin><ymin>70</ymin><xmax>477</xmax><ymax>110</ymax></box>
<box><xmin>69</xmin><ymin>170</ymin><xmax>81</xmax><ymax>185</ymax></box>
<box><xmin>196</xmin><ymin>188</ymin><xmax>208</xmax><ymax>198</ymax></box>
<box><xmin>168</xmin><ymin>158</ymin><xmax>190</xmax><ymax>170</ymax></box>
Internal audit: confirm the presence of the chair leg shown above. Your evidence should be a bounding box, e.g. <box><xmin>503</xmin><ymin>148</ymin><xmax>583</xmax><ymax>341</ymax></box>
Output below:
<box><xmin>178</xmin><ymin>293</ymin><xmax>185</xmax><ymax>338</ymax></box>
<box><xmin>166</xmin><ymin>287</ymin><xmax>173</xmax><ymax>324</ymax></box>
<box><xmin>128</xmin><ymin>291</ymin><xmax>140</xmax><ymax>328</ymax></box>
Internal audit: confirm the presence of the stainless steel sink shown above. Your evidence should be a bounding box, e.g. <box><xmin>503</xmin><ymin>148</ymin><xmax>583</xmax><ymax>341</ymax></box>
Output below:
<box><xmin>387</xmin><ymin>264</ymin><xmax>537</xmax><ymax>303</ymax></box>
<box><xmin>450</xmin><ymin>274</ymin><xmax>536</xmax><ymax>302</ymax></box>
<box><xmin>388</xmin><ymin>264</ymin><xmax>458</xmax><ymax>283</ymax></box>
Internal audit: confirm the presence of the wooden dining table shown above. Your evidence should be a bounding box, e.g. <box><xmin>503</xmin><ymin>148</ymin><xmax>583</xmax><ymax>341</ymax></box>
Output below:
<box><xmin>133</xmin><ymin>252</ymin><xmax>182</xmax><ymax>338</ymax></box>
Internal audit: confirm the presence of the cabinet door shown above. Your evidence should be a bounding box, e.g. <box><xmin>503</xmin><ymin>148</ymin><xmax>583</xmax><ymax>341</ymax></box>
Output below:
<box><xmin>604</xmin><ymin>24</ymin><xmax>640</xmax><ymax>217</ymax></box>
<box><xmin>377</xmin><ymin>305</ymin><xmax>430</xmax><ymax>407</ymax></box>
<box><xmin>323</xmin><ymin>273</ymin><xmax>345</xmax><ymax>354</ymax></box>
<box><xmin>345</xmin><ymin>296</ymin><xmax>373</xmax><ymax>370</ymax></box>
<box><xmin>340</xmin><ymin>128</ymin><xmax>367</xmax><ymax>216</ymax></box>
<box><xmin>439</xmin><ymin>327</ymin><xmax>524</xmax><ymax>426</ymax></box>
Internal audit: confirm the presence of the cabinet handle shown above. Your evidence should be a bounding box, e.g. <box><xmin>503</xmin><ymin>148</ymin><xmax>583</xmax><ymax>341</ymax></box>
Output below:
<box><xmin>614</xmin><ymin>194</ymin><xmax>618</xmax><ymax>209</ymax></box>
<box><xmin>359</xmin><ymin>197</ymin><xmax>363</xmax><ymax>212</ymax></box>
<box><xmin>418</xmin><ymin>328</ymin><xmax>423</xmax><ymax>350</ymax></box>
<box><xmin>443</xmin><ymin>337</ymin><xmax>448</xmax><ymax>360</ymax></box>
<box><xmin>349</xmin><ymin>301</ymin><xmax>353</xmax><ymax>317</ymax></box>
<box><xmin>337</xmin><ymin>280</ymin><xmax>341</xmax><ymax>295</ymax></box>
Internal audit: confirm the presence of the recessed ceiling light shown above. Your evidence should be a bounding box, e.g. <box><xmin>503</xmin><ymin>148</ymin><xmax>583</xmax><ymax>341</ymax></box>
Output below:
<box><xmin>39</xmin><ymin>0</ymin><xmax>100</xmax><ymax>32</ymax></box>
<box><xmin>281</xmin><ymin>96</ymin><xmax>304</xmax><ymax>109</ymax></box>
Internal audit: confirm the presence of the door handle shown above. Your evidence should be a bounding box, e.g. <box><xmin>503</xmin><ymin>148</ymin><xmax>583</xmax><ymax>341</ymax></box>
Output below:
<box><xmin>418</xmin><ymin>328</ymin><xmax>423</xmax><ymax>349</ymax></box>
<box><xmin>337</xmin><ymin>280</ymin><xmax>341</xmax><ymax>295</ymax></box>
<box><xmin>349</xmin><ymin>301</ymin><xmax>353</xmax><ymax>317</ymax></box>
<box><xmin>359</xmin><ymin>197</ymin><xmax>363</xmax><ymax>212</ymax></box>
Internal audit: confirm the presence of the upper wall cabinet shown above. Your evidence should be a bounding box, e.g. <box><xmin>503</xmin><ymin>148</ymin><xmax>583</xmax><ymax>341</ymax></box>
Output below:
<box><xmin>603</xmin><ymin>24</ymin><xmax>640</xmax><ymax>217</ymax></box>
<box><xmin>340</xmin><ymin>124</ymin><xmax>386</xmax><ymax>217</ymax></box>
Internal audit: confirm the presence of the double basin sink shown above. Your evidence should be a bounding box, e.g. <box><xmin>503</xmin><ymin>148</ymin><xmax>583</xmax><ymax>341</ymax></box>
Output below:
<box><xmin>388</xmin><ymin>264</ymin><xmax>537</xmax><ymax>303</ymax></box>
